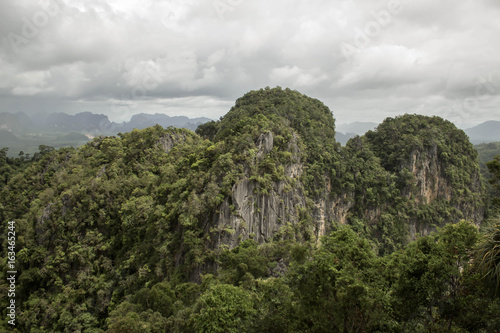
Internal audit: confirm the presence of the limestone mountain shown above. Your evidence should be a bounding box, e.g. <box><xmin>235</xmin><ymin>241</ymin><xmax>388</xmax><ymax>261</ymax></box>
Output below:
<box><xmin>200</xmin><ymin>90</ymin><xmax>485</xmax><ymax>253</ymax></box>
<box><xmin>0</xmin><ymin>111</ymin><xmax>212</xmax><ymax>156</ymax></box>
<box><xmin>335</xmin><ymin>121</ymin><xmax>378</xmax><ymax>145</ymax></box>
<box><xmin>0</xmin><ymin>87</ymin><xmax>490</xmax><ymax>331</ymax></box>
<box><xmin>123</xmin><ymin>113</ymin><xmax>211</xmax><ymax>132</ymax></box>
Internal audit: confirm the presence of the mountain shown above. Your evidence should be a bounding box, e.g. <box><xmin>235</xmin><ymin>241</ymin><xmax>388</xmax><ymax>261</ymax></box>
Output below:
<box><xmin>122</xmin><ymin>113</ymin><xmax>211</xmax><ymax>132</ymax></box>
<box><xmin>0</xmin><ymin>129</ymin><xmax>19</xmax><ymax>142</ymax></box>
<box><xmin>0</xmin><ymin>112</ymin><xmax>33</xmax><ymax>132</ymax></box>
<box><xmin>0</xmin><ymin>111</ymin><xmax>212</xmax><ymax>156</ymax></box>
<box><xmin>335</xmin><ymin>131</ymin><xmax>356</xmax><ymax>145</ymax></box>
<box><xmin>337</xmin><ymin>121</ymin><xmax>378</xmax><ymax>135</ymax></box>
<box><xmin>46</xmin><ymin>112</ymin><xmax>112</xmax><ymax>133</ymax></box>
<box><xmin>465</xmin><ymin>120</ymin><xmax>500</xmax><ymax>144</ymax></box>
<box><xmin>335</xmin><ymin>121</ymin><xmax>378</xmax><ymax>145</ymax></box>
<box><xmin>0</xmin><ymin>87</ymin><xmax>494</xmax><ymax>332</ymax></box>
<box><xmin>476</xmin><ymin>141</ymin><xmax>500</xmax><ymax>175</ymax></box>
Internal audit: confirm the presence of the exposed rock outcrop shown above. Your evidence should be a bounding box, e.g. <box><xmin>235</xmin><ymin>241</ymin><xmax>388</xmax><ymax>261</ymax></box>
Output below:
<box><xmin>204</xmin><ymin>90</ymin><xmax>485</xmax><ymax>251</ymax></box>
<box><xmin>157</xmin><ymin>132</ymin><xmax>188</xmax><ymax>153</ymax></box>
<box><xmin>211</xmin><ymin>121</ymin><xmax>485</xmax><ymax>248</ymax></box>
<box><xmin>212</xmin><ymin>131</ymin><xmax>306</xmax><ymax>249</ymax></box>
<box><xmin>404</xmin><ymin>145</ymin><xmax>452</xmax><ymax>204</ymax></box>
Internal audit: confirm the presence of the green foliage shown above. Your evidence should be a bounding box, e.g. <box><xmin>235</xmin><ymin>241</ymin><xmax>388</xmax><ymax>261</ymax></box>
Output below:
<box><xmin>194</xmin><ymin>284</ymin><xmax>255</xmax><ymax>333</ymax></box>
<box><xmin>289</xmin><ymin>227</ymin><xmax>392</xmax><ymax>332</ymax></box>
<box><xmin>487</xmin><ymin>155</ymin><xmax>500</xmax><ymax>208</ymax></box>
<box><xmin>206</xmin><ymin>86</ymin><xmax>339</xmax><ymax>197</ymax></box>
<box><xmin>106</xmin><ymin>301</ymin><xmax>169</xmax><ymax>333</ymax></box>
<box><xmin>339</xmin><ymin>114</ymin><xmax>486</xmax><ymax>252</ymax></box>
<box><xmin>475</xmin><ymin>142</ymin><xmax>500</xmax><ymax>180</ymax></box>
<box><xmin>475</xmin><ymin>217</ymin><xmax>500</xmax><ymax>290</ymax></box>
<box><xmin>195</xmin><ymin>120</ymin><xmax>218</xmax><ymax>141</ymax></box>
<box><xmin>219</xmin><ymin>239</ymin><xmax>271</xmax><ymax>285</ymax></box>
<box><xmin>216</xmin><ymin>86</ymin><xmax>336</xmax><ymax>146</ymax></box>
<box><xmin>365</xmin><ymin>115</ymin><xmax>475</xmax><ymax>172</ymax></box>
<box><xmin>0</xmin><ymin>145</ymin><xmax>49</xmax><ymax>186</ymax></box>
<box><xmin>388</xmin><ymin>220</ymin><xmax>481</xmax><ymax>331</ymax></box>
<box><xmin>251</xmin><ymin>277</ymin><xmax>296</xmax><ymax>332</ymax></box>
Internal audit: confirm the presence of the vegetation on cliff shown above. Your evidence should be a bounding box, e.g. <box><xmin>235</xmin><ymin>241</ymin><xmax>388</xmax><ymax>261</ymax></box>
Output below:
<box><xmin>0</xmin><ymin>87</ymin><xmax>499</xmax><ymax>332</ymax></box>
<box><xmin>197</xmin><ymin>86</ymin><xmax>338</xmax><ymax>197</ymax></box>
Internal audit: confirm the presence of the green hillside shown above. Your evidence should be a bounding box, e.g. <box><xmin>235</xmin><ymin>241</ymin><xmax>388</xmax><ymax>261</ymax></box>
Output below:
<box><xmin>1</xmin><ymin>88</ymin><xmax>499</xmax><ymax>332</ymax></box>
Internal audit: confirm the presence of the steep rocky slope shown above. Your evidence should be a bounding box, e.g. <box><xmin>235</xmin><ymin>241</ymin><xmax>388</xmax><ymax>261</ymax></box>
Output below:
<box><xmin>197</xmin><ymin>89</ymin><xmax>485</xmax><ymax>252</ymax></box>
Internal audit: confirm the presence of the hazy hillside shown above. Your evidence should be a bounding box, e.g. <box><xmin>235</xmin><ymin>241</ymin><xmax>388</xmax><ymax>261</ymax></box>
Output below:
<box><xmin>465</xmin><ymin>120</ymin><xmax>500</xmax><ymax>144</ymax></box>
<box><xmin>1</xmin><ymin>88</ymin><xmax>499</xmax><ymax>332</ymax></box>
<box><xmin>123</xmin><ymin>113</ymin><xmax>211</xmax><ymax>132</ymax></box>
<box><xmin>337</xmin><ymin>121</ymin><xmax>378</xmax><ymax>135</ymax></box>
<box><xmin>335</xmin><ymin>122</ymin><xmax>378</xmax><ymax>145</ymax></box>
<box><xmin>335</xmin><ymin>131</ymin><xmax>357</xmax><ymax>145</ymax></box>
<box><xmin>476</xmin><ymin>142</ymin><xmax>500</xmax><ymax>179</ymax></box>
<box><xmin>0</xmin><ymin>111</ymin><xmax>211</xmax><ymax>156</ymax></box>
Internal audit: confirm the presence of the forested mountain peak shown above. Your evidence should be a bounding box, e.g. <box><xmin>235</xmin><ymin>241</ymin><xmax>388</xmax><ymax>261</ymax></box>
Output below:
<box><xmin>198</xmin><ymin>87</ymin><xmax>336</xmax><ymax>145</ymax></box>
<box><xmin>0</xmin><ymin>89</ymin><xmax>497</xmax><ymax>332</ymax></box>
<box><xmin>365</xmin><ymin>114</ymin><xmax>477</xmax><ymax>173</ymax></box>
<box><xmin>196</xmin><ymin>87</ymin><xmax>339</xmax><ymax>199</ymax></box>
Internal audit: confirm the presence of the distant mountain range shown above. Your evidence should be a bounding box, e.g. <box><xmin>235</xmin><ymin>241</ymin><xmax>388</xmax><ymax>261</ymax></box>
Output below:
<box><xmin>43</xmin><ymin>112</ymin><xmax>212</xmax><ymax>134</ymax></box>
<box><xmin>335</xmin><ymin>122</ymin><xmax>378</xmax><ymax>145</ymax></box>
<box><xmin>463</xmin><ymin>121</ymin><xmax>500</xmax><ymax>144</ymax></box>
<box><xmin>1</xmin><ymin>111</ymin><xmax>211</xmax><ymax>135</ymax></box>
<box><xmin>335</xmin><ymin>120</ymin><xmax>500</xmax><ymax>146</ymax></box>
<box><xmin>0</xmin><ymin>111</ymin><xmax>211</xmax><ymax>156</ymax></box>
<box><xmin>1</xmin><ymin>111</ymin><xmax>499</xmax><ymax>155</ymax></box>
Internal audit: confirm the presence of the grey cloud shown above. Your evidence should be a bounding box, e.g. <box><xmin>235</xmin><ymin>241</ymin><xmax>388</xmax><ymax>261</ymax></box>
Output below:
<box><xmin>0</xmin><ymin>0</ymin><xmax>499</xmax><ymax>127</ymax></box>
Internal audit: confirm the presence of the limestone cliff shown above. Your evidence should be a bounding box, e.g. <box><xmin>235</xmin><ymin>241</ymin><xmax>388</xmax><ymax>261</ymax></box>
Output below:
<box><xmin>209</xmin><ymin>131</ymin><xmax>307</xmax><ymax>249</ymax></box>
<box><xmin>205</xmin><ymin>108</ymin><xmax>485</xmax><ymax>250</ymax></box>
<box><xmin>405</xmin><ymin>145</ymin><xmax>452</xmax><ymax>204</ymax></box>
<box><xmin>194</xmin><ymin>89</ymin><xmax>485</xmax><ymax>253</ymax></box>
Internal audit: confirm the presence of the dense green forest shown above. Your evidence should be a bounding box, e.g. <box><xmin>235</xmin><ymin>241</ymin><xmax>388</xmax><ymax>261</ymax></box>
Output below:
<box><xmin>1</xmin><ymin>87</ymin><xmax>500</xmax><ymax>332</ymax></box>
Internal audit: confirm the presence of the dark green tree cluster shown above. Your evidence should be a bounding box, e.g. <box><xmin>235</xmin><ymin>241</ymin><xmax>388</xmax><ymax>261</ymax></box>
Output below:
<box><xmin>0</xmin><ymin>146</ymin><xmax>43</xmax><ymax>185</ymax></box>
<box><xmin>487</xmin><ymin>155</ymin><xmax>500</xmax><ymax>209</ymax></box>
<box><xmin>475</xmin><ymin>142</ymin><xmax>500</xmax><ymax>180</ymax></box>
<box><xmin>475</xmin><ymin>142</ymin><xmax>500</xmax><ymax>213</ymax></box>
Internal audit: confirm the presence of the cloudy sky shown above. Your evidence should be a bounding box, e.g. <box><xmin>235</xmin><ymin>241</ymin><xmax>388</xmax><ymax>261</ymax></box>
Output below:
<box><xmin>1</xmin><ymin>0</ymin><xmax>499</xmax><ymax>127</ymax></box>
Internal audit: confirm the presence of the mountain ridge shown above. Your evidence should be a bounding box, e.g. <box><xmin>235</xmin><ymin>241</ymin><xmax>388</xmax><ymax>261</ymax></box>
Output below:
<box><xmin>464</xmin><ymin>120</ymin><xmax>500</xmax><ymax>144</ymax></box>
<box><xmin>0</xmin><ymin>87</ymin><xmax>494</xmax><ymax>332</ymax></box>
<box><xmin>0</xmin><ymin>111</ymin><xmax>212</xmax><ymax>156</ymax></box>
<box><xmin>335</xmin><ymin>119</ymin><xmax>500</xmax><ymax>145</ymax></box>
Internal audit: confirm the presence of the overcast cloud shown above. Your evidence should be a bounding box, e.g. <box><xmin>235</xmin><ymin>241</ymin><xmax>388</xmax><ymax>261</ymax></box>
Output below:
<box><xmin>1</xmin><ymin>0</ymin><xmax>499</xmax><ymax>127</ymax></box>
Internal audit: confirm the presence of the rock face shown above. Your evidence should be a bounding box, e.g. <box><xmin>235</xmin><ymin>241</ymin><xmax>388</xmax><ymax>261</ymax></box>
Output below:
<box><xmin>402</xmin><ymin>143</ymin><xmax>484</xmax><ymax>238</ymax></box>
<box><xmin>215</xmin><ymin>177</ymin><xmax>306</xmax><ymax>248</ymax></box>
<box><xmin>256</xmin><ymin>132</ymin><xmax>274</xmax><ymax>157</ymax></box>
<box><xmin>157</xmin><ymin>131</ymin><xmax>189</xmax><ymax>153</ymax></box>
<box><xmin>405</xmin><ymin>145</ymin><xmax>452</xmax><ymax>204</ymax></box>
<box><xmin>211</xmin><ymin>131</ymin><xmax>307</xmax><ymax>249</ymax></box>
<box><xmin>199</xmin><ymin>90</ymin><xmax>485</xmax><ymax>250</ymax></box>
<box><xmin>210</xmin><ymin>124</ymin><xmax>484</xmax><ymax>249</ymax></box>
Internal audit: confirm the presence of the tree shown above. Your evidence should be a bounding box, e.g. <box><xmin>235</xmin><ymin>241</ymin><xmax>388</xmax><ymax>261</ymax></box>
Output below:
<box><xmin>196</xmin><ymin>120</ymin><xmax>219</xmax><ymax>140</ymax></box>
<box><xmin>289</xmin><ymin>227</ymin><xmax>392</xmax><ymax>332</ymax></box>
<box><xmin>475</xmin><ymin>217</ymin><xmax>500</xmax><ymax>291</ymax></box>
<box><xmin>487</xmin><ymin>155</ymin><xmax>500</xmax><ymax>208</ymax></box>
<box><xmin>389</xmin><ymin>220</ymin><xmax>480</xmax><ymax>331</ymax></box>
<box><xmin>194</xmin><ymin>284</ymin><xmax>255</xmax><ymax>333</ymax></box>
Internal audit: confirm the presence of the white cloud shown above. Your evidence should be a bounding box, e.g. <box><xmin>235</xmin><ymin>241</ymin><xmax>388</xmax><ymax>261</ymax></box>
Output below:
<box><xmin>270</xmin><ymin>66</ymin><xmax>328</xmax><ymax>88</ymax></box>
<box><xmin>10</xmin><ymin>70</ymin><xmax>53</xmax><ymax>96</ymax></box>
